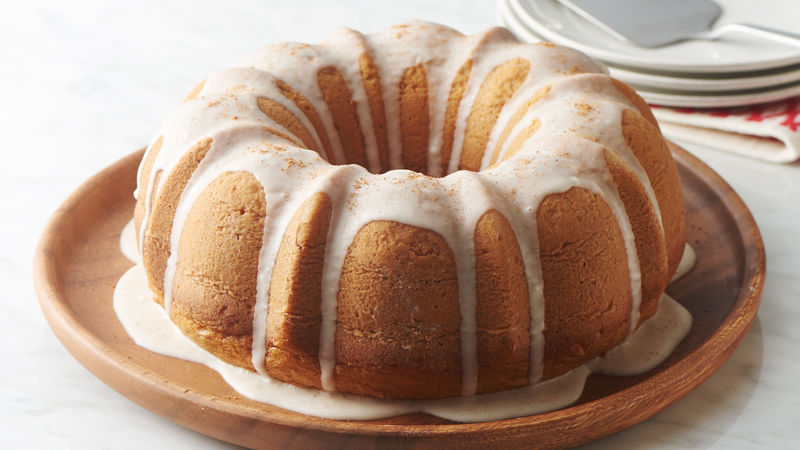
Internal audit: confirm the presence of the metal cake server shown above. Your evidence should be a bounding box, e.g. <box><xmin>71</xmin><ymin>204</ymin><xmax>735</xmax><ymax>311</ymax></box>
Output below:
<box><xmin>556</xmin><ymin>0</ymin><xmax>800</xmax><ymax>48</ymax></box>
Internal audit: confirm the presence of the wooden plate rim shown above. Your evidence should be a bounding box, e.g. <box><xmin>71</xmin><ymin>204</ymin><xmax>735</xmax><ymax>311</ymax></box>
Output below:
<box><xmin>33</xmin><ymin>143</ymin><xmax>766</xmax><ymax>444</ymax></box>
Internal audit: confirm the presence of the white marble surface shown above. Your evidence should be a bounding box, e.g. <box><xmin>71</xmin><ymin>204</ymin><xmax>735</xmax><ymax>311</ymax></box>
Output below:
<box><xmin>3</xmin><ymin>0</ymin><xmax>799</xmax><ymax>448</ymax></box>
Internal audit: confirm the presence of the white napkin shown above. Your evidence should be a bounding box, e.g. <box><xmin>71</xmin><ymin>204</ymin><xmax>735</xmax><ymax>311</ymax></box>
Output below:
<box><xmin>652</xmin><ymin>97</ymin><xmax>800</xmax><ymax>163</ymax></box>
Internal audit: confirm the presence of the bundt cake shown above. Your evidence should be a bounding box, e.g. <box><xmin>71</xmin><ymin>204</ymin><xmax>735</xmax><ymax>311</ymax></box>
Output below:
<box><xmin>132</xmin><ymin>21</ymin><xmax>686</xmax><ymax>400</ymax></box>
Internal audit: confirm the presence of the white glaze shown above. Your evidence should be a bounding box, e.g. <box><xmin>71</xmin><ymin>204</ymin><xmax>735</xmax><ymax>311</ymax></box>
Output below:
<box><xmin>594</xmin><ymin>243</ymin><xmax>695</xmax><ymax>374</ymax></box>
<box><xmin>134</xmin><ymin>22</ymin><xmax>677</xmax><ymax>397</ymax></box>
<box><xmin>672</xmin><ymin>243</ymin><xmax>697</xmax><ymax>283</ymax></box>
<box><xmin>593</xmin><ymin>295</ymin><xmax>692</xmax><ymax>376</ymax></box>
<box><xmin>113</xmin><ymin>239</ymin><xmax>694</xmax><ymax>421</ymax></box>
<box><xmin>119</xmin><ymin>220</ymin><xmax>140</xmax><ymax>264</ymax></box>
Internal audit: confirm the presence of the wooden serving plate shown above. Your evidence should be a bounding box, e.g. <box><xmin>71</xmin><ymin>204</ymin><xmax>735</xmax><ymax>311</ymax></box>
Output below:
<box><xmin>34</xmin><ymin>143</ymin><xmax>765</xmax><ymax>449</ymax></box>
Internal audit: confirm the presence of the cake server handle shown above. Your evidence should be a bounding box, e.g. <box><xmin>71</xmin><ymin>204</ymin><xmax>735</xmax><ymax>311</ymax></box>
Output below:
<box><xmin>701</xmin><ymin>23</ymin><xmax>800</xmax><ymax>49</ymax></box>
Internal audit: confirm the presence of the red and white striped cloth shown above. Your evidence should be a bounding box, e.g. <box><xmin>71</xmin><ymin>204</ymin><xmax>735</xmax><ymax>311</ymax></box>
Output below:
<box><xmin>651</xmin><ymin>97</ymin><xmax>800</xmax><ymax>163</ymax></box>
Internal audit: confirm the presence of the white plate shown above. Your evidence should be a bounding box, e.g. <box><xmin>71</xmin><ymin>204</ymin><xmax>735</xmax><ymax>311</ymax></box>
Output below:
<box><xmin>498</xmin><ymin>2</ymin><xmax>800</xmax><ymax>92</ymax></box>
<box><xmin>507</xmin><ymin>0</ymin><xmax>800</xmax><ymax>73</ymax></box>
<box><xmin>633</xmin><ymin>82</ymin><xmax>800</xmax><ymax>108</ymax></box>
<box><xmin>498</xmin><ymin>2</ymin><xmax>800</xmax><ymax>108</ymax></box>
<box><xmin>609</xmin><ymin>63</ymin><xmax>800</xmax><ymax>92</ymax></box>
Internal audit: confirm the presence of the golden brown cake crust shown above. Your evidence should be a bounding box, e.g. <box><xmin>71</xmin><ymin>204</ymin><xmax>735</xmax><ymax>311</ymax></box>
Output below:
<box><xmin>257</xmin><ymin>97</ymin><xmax>320</xmax><ymax>153</ymax></box>
<box><xmin>276</xmin><ymin>79</ymin><xmax>335</xmax><ymax>162</ymax></box>
<box><xmin>612</xmin><ymin>78</ymin><xmax>658</xmax><ymax>126</ymax></box>
<box><xmin>603</xmin><ymin>149</ymin><xmax>669</xmax><ymax>325</ymax></box>
<box><xmin>490</xmin><ymin>86</ymin><xmax>550</xmax><ymax>166</ymax></box>
<box><xmin>399</xmin><ymin>63</ymin><xmax>430</xmax><ymax>174</ymax></box>
<box><xmin>335</xmin><ymin>221</ymin><xmax>462</xmax><ymax>399</ymax></box>
<box><xmin>620</xmin><ymin>109</ymin><xmax>687</xmax><ymax>275</ymax></box>
<box><xmin>133</xmin><ymin>135</ymin><xmax>162</xmax><ymax>249</ymax></box>
<box><xmin>474</xmin><ymin>210</ymin><xmax>531</xmax><ymax>394</ymax></box>
<box><xmin>143</xmin><ymin>137</ymin><xmax>212</xmax><ymax>297</ymax></box>
<box><xmin>171</xmin><ymin>170</ymin><xmax>267</xmax><ymax>370</ymax></box>
<box><xmin>440</xmin><ymin>60</ymin><xmax>472</xmax><ymax>174</ymax></box>
<box><xmin>265</xmin><ymin>192</ymin><xmax>332</xmax><ymax>390</ymax></box>
<box><xmin>537</xmin><ymin>187</ymin><xmax>632</xmax><ymax>379</ymax></box>
<box><xmin>460</xmin><ymin>58</ymin><xmax>530</xmax><ymax>171</ymax></box>
<box><xmin>359</xmin><ymin>52</ymin><xmax>390</xmax><ymax>172</ymax></box>
<box><xmin>317</xmin><ymin>66</ymin><xmax>367</xmax><ymax>167</ymax></box>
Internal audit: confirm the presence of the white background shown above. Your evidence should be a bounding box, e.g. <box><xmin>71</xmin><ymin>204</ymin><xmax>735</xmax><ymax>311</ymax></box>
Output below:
<box><xmin>3</xmin><ymin>0</ymin><xmax>799</xmax><ymax>448</ymax></box>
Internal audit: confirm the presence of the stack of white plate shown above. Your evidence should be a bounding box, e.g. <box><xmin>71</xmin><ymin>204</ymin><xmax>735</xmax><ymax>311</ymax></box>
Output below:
<box><xmin>498</xmin><ymin>0</ymin><xmax>800</xmax><ymax>108</ymax></box>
